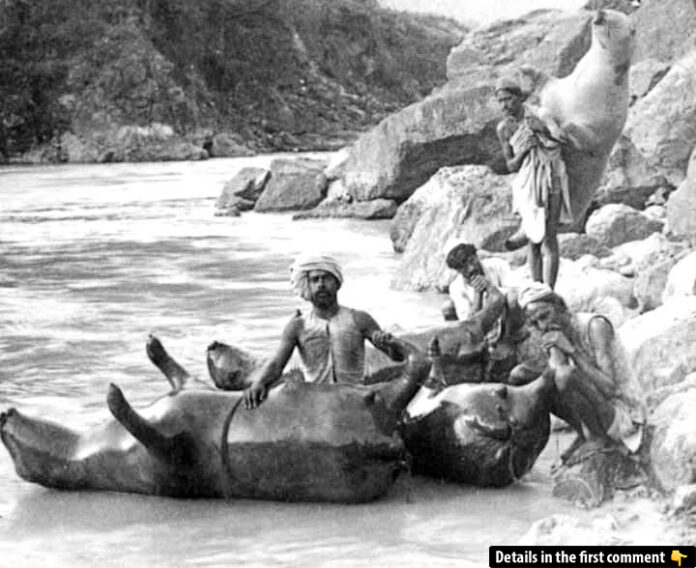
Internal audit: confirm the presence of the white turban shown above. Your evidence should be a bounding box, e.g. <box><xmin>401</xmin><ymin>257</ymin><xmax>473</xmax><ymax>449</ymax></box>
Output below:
<box><xmin>517</xmin><ymin>281</ymin><xmax>554</xmax><ymax>310</ymax></box>
<box><xmin>290</xmin><ymin>255</ymin><xmax>343</xmax><ymax>301</ymax></box>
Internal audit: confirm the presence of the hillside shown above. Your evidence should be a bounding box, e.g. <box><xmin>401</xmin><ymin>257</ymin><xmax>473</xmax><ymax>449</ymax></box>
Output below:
<box><xmin>0</xmin><ymin>0</ymin><xmax>466</xmax><ymax>162</ymax></box>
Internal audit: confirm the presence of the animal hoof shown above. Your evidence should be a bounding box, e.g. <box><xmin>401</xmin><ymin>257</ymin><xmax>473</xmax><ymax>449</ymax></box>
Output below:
<box><xmin>106</xmin><ymin>384</ymin><xmax>127</xmax><ymax>420</ymax></box>
<box><xmin>146</xmin><ymin>335</ymin><xmax>167</xmax><ymax>365</ymax></box>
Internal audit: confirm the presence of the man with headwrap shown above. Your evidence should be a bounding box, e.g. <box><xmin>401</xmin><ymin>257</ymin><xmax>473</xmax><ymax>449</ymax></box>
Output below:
<box><xmin>243</xmin><ymin>254</ymin><xmax>403</xmax><ymax>409</ymax></box>
<box><xmin>495</xmin><ymin>75</ymin><xmax>572</xmax><ymax>290</ymax></box>
<box><xmin>511</xmin><ymin>282</ymin><xmax>643</xmax><ymax>464</ymax></box>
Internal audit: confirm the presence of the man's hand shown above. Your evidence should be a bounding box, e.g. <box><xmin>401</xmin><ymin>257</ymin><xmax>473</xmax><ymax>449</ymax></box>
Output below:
<box><xmin>541</xmin><ymin>330</ymin><xmax>576</xmax><ymax>355</ymax></box>
<box><xmin>243</xmin><ymin>382</ymin><xmax>267</xmax><ymax>410</ymax></box>
<box><xmin>371</xmin><ymin>330</ymin><xmax>395</xmax><ymax>351</ymax></box>
<box><xmin>469</xmin><ymin>274</ymin><xmax>489</xmax><ymax>294</ymax></box>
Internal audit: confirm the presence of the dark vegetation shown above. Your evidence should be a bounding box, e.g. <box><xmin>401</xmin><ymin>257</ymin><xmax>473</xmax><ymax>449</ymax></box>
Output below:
<box><xmin>0</xmin><ymin>0</ymin><xmax>466</xmax><ymax>161</ymax></box>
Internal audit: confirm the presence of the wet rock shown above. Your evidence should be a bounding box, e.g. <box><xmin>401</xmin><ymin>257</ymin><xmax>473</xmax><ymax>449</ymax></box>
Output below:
<box><xmin>552</xmin><ymin>448</ymin><xmax>646</xmax><ymax>508</ymax></box>
<box><xmin>390</xmin><ymin>165</ymin><xmax>517</xmax><ymax>291</ymax></box>
<box><xmin>585</xmin><ymin>204</ymin><xmax>664</xmax><ymax>248</ymax></box>
<box><xmin>214</xmin><ymin>207</ymin><xmax>241</xmax><ymax>217</ymax></box>
<box><xmin>217</xmin><ymin>167</ymin><xmax>270</xmax><ymax>209</ymax></box>
<box><xmin>666</xmin><ymin>148</ymin><xmax>696</xmax><ymax>239</ymax></box>
<box><xmin>292</xmin><ymin>198</ymin><xmax>397</xmax><ymax>220</ymax></box>
<box><xmin>649</xmin><ymin>389</ymin><xmax>696</xmax><ymax>490</ymax></box>
<box><xmin>255</xmin><ymin>156</ymin><xmax>329</xmax><ymax>212</ymax></box>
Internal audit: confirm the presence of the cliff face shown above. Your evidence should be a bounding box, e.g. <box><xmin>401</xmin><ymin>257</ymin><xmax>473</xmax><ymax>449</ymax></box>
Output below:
<box><xmin>0</xmin><ymin>0</ymin><xmax>466</xmax><ymax>162</ymax></box>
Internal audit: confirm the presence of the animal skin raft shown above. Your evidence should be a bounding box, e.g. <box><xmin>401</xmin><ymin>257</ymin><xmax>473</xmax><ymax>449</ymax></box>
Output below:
<box><xmin>2</xmin><ymin>334</ymin><xmax>555</xmax><ymax>502</ymax></box>
<box><xmin>0</xmin><ymin>337</ymin><xmax>430</xmax><ymax>503</ymax></box>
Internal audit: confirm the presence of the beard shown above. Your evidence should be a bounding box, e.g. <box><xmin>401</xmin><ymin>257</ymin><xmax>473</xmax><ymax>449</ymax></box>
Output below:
<box><xmin>311</xmin><ymin>290</ymin><xmax>336</xmax><ymax>309</ymax></box>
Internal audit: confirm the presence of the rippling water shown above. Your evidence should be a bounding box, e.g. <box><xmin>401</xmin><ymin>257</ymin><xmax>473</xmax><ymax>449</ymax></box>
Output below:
<box><xmin>0</xmin><ymin>157</ymin><xmax>577</xmax><ymax>567</ymax></box>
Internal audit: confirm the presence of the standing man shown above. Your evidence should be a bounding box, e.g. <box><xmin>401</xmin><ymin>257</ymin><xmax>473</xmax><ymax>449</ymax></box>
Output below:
<box><xmin>514</xmin><ymin>282</ymin><xmax>642</xmax><ymax>464</ymax></box>
<box><xmin>243</xmin><ymin>255</ymin><xmax>403</xmax><ymax>408</ymax></box>
<box><xmin>495</xmin><ymin>76</ymin><xmax>572</xmax><ymax>290</ymax></box>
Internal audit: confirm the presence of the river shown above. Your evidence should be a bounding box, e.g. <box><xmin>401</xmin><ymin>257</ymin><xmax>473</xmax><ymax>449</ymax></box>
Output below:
<box><xmin>0</xmin><ymin>156</ymin><xmax>580</xmax><ymax>567</ymax></box>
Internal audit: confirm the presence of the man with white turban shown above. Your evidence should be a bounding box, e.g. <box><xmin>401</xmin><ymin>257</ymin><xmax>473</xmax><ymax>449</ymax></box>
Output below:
<box><xmin>511</xmin><ymin>283</ymin><xmax>643</xmax><ymax>464</ymax></box>
<box><xmin>243</xmin><ymin>254</ymin><xmax>403</xmax><ymax>409</ymax></box>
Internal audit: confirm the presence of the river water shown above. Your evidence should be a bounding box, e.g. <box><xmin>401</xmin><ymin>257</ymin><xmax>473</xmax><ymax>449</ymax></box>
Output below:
<box><xmin>0</xmin><ymin>156</ymin><xmax>579</xmax><ymax>567</ymax></box>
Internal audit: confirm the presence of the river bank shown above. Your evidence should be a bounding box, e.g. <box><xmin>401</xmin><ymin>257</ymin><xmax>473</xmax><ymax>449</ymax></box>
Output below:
<box><xmin>1</xmin><ymin>158</ymin><xmax>693</xmax><ymax>565</ymax></box>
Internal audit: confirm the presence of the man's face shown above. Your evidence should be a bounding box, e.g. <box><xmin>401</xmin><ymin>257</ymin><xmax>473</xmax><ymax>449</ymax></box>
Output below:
<box><xmin>307</xmin><ymin>270</ymin><xmax>339</xmax><ymax>309</ymax></box>
<box><xmin>458</xmin><ymin>255</ymin><xmax>483</xmax><ymax>282</ymax></box>
<box><xmin>496</xmin><ymin>90</ymin><xmax>523</xmax><ymax>118</ymax></box>
<box><xmin>525</xmin><ymin>301</ymin><xmax>565</xmax><ymax>333</ymax></box>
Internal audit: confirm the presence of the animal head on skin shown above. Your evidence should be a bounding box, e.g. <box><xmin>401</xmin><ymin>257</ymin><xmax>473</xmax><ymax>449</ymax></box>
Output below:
<box><xmin>591</xmin><ymin>9</ymin><xmax>636</xmax><ymax>67</ymax></box>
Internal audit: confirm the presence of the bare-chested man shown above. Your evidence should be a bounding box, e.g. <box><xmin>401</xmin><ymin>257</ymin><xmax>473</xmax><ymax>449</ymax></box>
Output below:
<box><xmin>513</xmin><ymin>282</ymin><xmax>642</xmax><ymax>463</ymax></box>
<box><xmin>242</xmin><ymin>255</ymin><xmax>403</xmax><ymax>409</ymax></box>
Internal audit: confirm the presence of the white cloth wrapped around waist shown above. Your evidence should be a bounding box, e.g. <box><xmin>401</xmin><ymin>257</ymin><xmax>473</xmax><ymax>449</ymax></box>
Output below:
<box><xmin>510</xmin><ymin>120</ymin><xmax>572</xmax><ymax>244</ymax></box>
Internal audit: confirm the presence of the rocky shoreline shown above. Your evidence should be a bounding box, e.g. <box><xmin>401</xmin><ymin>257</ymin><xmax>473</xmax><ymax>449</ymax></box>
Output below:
<box><xmin>211</xmin><ymin>0</ymin><xmax>696</xmax><ymax>541</ymax></box>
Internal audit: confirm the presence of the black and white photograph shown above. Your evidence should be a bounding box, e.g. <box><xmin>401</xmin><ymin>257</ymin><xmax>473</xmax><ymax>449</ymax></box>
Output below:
<box><xmin>1</xmin><ymin>0</ymin><xmax>695</xmax><ymax>565</ymax></box>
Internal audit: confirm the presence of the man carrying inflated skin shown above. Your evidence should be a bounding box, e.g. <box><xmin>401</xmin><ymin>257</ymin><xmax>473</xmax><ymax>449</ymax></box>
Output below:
<box><xmin>495</xmin><ymin>75</ymin><xmax>573</xmax><ymax>290</ymax></box>
<box><xmin>243</xmin><ymin>254</ymin><xmax>404</xmax><ymax>409</ymax></box>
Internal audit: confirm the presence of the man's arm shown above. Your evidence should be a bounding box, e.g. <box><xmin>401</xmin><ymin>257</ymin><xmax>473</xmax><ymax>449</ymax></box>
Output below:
<box><xmin>355</xmin><ymin>311</ymin><xmax>405</xmax><ymax>362</ymax></box>
<box><xmin>243</xmin><ymin>315</ymin><xmax>301</xmax><ymax>409</ymax></box>
<box><xmin>467</xmin><ymin>275</ymin><xmax>505</xmax><ymax>337</ymax></box>
<box><xmin>572</xmin><ymin>317</ymin><xmax>616</xmax><ymax>397</ymax></box>
<box><xmin>497</xmin><ymin>121</ymin><xmax>533</xmax><ymax>173</ymax></box>
<box><xmin>542</xmin><ymin>318</ymin><xmax>616</xmax><ymax>398</ymax></box>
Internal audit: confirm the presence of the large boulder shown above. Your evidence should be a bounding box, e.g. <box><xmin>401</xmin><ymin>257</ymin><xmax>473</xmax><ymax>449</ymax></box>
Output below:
<box><xmin>446</xmin><ymin>11</ymin><xmax>590</xmax><ymax>83</ymax></box>
<box><xmin>340</xmin><ymin>10</ymin><xmax>593</xmax><ymax>205</ymax></box>
<box><xmin>584</xmin><ymin>204</ymin><xmax>664</xmax><ymax>248</ymax></box>
<box><xmin>341</xmin><ymin>85</ymin><xmax>504</xmax><ymax>203</ymax></box>
<box><xmin>595</xmin><ymin>136</ymin><xmax>672</xmax><ymax>211</ymax></box>
<box><xmin>649</xmin><ymin>389</ymin><xmax>696</xmax><ymax>490</ymax></box>
<box><xmin>255</xmin><ymin>157</ymin><xmax>329</xmax><ymax>212</ymax></box>
<box><xmin>623</xmin><ymin>50</ymin><xmax>696</xmax><ymax>188</ymax></box>
<box><xmin>666</xmin><ymin>148</ymin><xmax>696</xmax><ymax>238</ymax></box>
<box><xmin>615</xmin><ymin>297</ymin><xmax>696</xmax><ymax>393</ymax></box>
<box><xmin>217</xmin><ymin>167</ymin><xmax>270</xmax><ymax>210</ymax></box>
<box><xmin>631</xmin><ymin>0</ymin><xmax>696</xmax><ymax>64</ymax></box>
<box><xmin>391</xmin><ymin>166</ymin><xmax>517</xmax><ymax>291</ymax></box>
